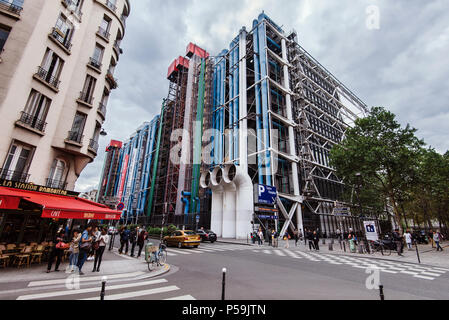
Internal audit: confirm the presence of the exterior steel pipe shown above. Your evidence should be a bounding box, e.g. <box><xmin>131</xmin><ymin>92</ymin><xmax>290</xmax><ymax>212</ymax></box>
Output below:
<box><xmin>207</xmin><ymin>168</ymin><xmax>224</xmax><ymax>237</ymax></box>
<box><xmin>221</xmin><ymin>165</ymin><xmax>236</xmax><ymax>239</ymax></box>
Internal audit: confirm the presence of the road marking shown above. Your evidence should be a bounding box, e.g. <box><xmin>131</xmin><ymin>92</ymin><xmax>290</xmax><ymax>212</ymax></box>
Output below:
<box><xmin>167</xmin><ymin>252</ymin><xmax>177</xmax><ymax>256</ymax></box>
<box><xmin>82</xmin><ymin>285</ymin><xmax>180</xmax><ymax>300</ymax></box>
<box><xmin>273</xmin><ymin>250</ymin><xmax>286</xmax><ymax>257</ymax></box>
<box><xmin>166</xmin><ymin>249</ymin><xmax>192</xmax><ymax>255</ymax></box>
<box><xmin>420</xmin><ymin>272</ymin><xmax>442</xmax><ymax>277</ymax></box>
<box><xmin>18</xmin><ymin>279</ymin><xmax>168</xmax><ymax>300</ymax></box>
<box><xmin>413</xmin><ymin>275</ymin><xmax>435</xmax><ymax>280</ymax></box>
<box><xmin>263</xmin><ymin>250</ymin><xmax>271</xmax><ymax>255</ymax></box>
<box><xmin>400</xmin><ymin>271</ymin><xmax>420</xmax><ymax>275</ymax></box>
<box><xmin>165</xmin><ymin>295</ymin><xmax>196</xmax><ymax>300</ymax></box>
<box><xmin>283</xmin><ymin>250</ymin><xmax>303</xmax><ymax>259</ymax></box>
<box><xmin>27</xmin><ymin>271</ymin><xmax>146</xmax><ymax>287</ymax></box>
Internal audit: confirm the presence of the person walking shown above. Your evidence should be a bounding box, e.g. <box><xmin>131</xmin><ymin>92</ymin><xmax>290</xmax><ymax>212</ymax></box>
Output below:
<box><xmin>283</xmin><ymin>231</ymin><xmax>290</xmax><ymax>248</ymax></box>
<box><xmin>403</xmin><ymin>229</ymin><xmax>413</xmax><ymax>250</ymax></box>
<box><xmin>294</xmin><ymin>230</ymin><xmax>299</xmax><ymax>247</ymax></box>
<box><xmin>130</xmin><ymin>227</ymin><xmax>138</xmax><ymax>257</ymax></box>
<box><xmin>119</xmin><ymin>227</ymin><xmax>130</xmax><ymax>255</ymax></box>
<box><xmin>77</xmin><ymin>225</ymin><xmax>93</xmax><ymax>275</ymax></box>
<box><xmin>392</xmin><ymin>229</ymin><xmax>404</xmax><ymax>256</ymax></box>
<box><xmin>313</xmin><ymin>230</ymin><xmax>320</xmax><ymax>251</ymax></box>
<box><xmin>136</xmin><ymin>229</ymin><xmax>148</xmax><ymax>258</ymax></box>
<box><xmin>93</xmin><ymin>228</ymin><xmax>109</xmax><ymax>272</ymax></box>
<box><xmin>68</xmin><ymin>229</ymin><xmax>81</xmax><ymax>272</ymax></box>
<box><xmin>46</xmin><ymin>231</ymin><xmax>66</xmax><ymax>273</ymax></box>
<box><xmin>306</xmin><ymin>229</ymin><xmax>315</xmax><ymax>251</ymax></box>
<box><xmin>257</xmin><ymin>229</ymin><xmax>264</xmax><ymax>246</ymax></box>
<box><xmin>267</xmin><ymin>228</ymin><xmax>272</xmax><ymax>247</ymax></box>
<box><xmin>87</xmin><ymin>226</ymin><xmax>100</xmax><ymax>261</ymax></box>
<box><xmin>434</xmin><ymin>230</ymin><xmax>444</xmax><ymax>252</ymax></box>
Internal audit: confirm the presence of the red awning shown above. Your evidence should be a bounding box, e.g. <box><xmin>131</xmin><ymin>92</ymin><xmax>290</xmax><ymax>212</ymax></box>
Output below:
<box><xmin>0</xmin><ymin>187</ymin><xmax>122</xmax><ymax>220</ymax></box>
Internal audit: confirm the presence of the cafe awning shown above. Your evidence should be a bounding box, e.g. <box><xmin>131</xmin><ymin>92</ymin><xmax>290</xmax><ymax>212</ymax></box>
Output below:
<box><xmin>0</xmin><ymin>187</ymin><xmax>122</xmax><ymax>220</ymax></box>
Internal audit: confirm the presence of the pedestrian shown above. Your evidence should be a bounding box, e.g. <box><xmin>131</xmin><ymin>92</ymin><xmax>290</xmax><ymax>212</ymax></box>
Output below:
<box><xmin>267</xmin><ymin>228</ymin><xmax>272</xmax><ymax>247</ymax></box>
<box><xmin>93</xmin><ymin>228</ymin><xmax>109</xmax><ymax>272</ymax></box>
<box><xmin>257</xmin><ymin>229</ymin><xmax>264</xmax><ymax>246</ymax></box>
<box><xmin>294</xmin><ymin>230</ymin><xmax>299</xmax><ymax>247</ymax></box>
<box><xmin>77</xmin><ymin>225</ymin><xmax>93</xmax><ymax>275</ymax></box>
<box><xmin>434</xmin><ymin>230</ymin><xmax>444</xmax><ymax>252</ymax></box>
<box><xmin>137</xmin><ymin>229</ymin><xmax>148</xmax><ymax>258</ymax></box>
<box><xmin>306</xmin><ymin>229</ymin><xmax>315</xmax><ymax>251</ymax></box>
<box><xmin>429</xmin><ymin>230</ymin><xmax>435</xmax><ymax>248</ymax></box>
<box><xmin>46</xmin><ymin>230</ymin><xmax>66</xmax><ymax>273</ymax></box>
<box><xmin>392</xmin><ymin>228</ymin><xmax>403</xmax><ymax>256</ymax></box>
<box><xmin>119</xmin><ymin>226</ymin><xmax>130</xmax><ymax>254</ymax></box>
<box><xmin>313</xmin><ymin>230</ymin><xmax>320</xmax><ymax>251</ymax></box>
<box><xmin>68</xmin><ymin>229</ymin><xmax>81</xmax><ymax>272</ymax></box>
<box><xmin>283</xmin><ymin>231</ymin><xmax>290</xmax><ymax>248</ymax></box>
<box><xmin>87</xmin><ymin>226</ymin><xmax>100</xmax><ymax>261</ymax></box>
<box><xmin>130</xmin><ymin>227</ymin><xmax>138</xmax><ymax>257</ymax></box>
<box><xmin>403</xmin><ymin>229</ymin><xmax>413</xmax><ymax>250</ymax></box>
<box><xmin>251</xmin><ymin>232</ymin><xmax>256</xmax><ymax>244</ymax></box>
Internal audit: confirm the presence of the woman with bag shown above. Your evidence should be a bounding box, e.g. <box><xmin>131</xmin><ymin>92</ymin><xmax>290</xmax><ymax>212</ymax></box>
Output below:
<box><xmin>47</xmin><ymin>231</ymin><xmax>66</xmax><ymax>273</ymax></box>
<box><xmin>93</xmin><ymin>228</ymin><xmax>109</xmax><ymax>272</ymax></box>
<box><xmin>76</xmin><ymin>225</ymin><xmax>93</xmax><ymax>275</ymax></box>
<box><xmin>68</xmin><ymin>229</ymin><xmax>81</xmax><ymax>272</ymax></box>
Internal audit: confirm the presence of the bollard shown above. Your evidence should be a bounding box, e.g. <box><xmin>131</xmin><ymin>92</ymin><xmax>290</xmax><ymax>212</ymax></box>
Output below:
<box><xmin>100</xmin><ymin>276</ymin><xmax>107</xmax><ymax>300</ymax></box>
<box><xmin>343</xmin><ymin>241</ymin><xmax>346</xmax><ymax>252</ymax></box>
<box><xmin>221</xmin><ymin>268</ymin><xmax>227</xmax><ymax>301</ymax></box>
<box><xmin>328</xmin><ymin>242</ymin><xmax>333</xmax><ymax>251</ymax></box>
<box><xmin>415</xmin><ymin>241</ymin><xmax>421</xmax><ymax>264</ymax></box>
<box><xmin>379</xmin><ymin>284</ymin><xmax>385</xmax><ymax>300</ymax></box>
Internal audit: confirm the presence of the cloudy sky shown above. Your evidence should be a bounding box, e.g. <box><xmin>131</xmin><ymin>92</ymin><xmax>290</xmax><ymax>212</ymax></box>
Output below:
<box><xmin>75</xmin><ymin>0</ymin><xmax>449</xmax><ymax>192</ymax></box>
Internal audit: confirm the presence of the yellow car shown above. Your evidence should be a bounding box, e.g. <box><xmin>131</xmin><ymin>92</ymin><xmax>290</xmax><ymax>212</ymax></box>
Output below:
<box><xmin>163</xmin><ymin>230</ymin><xmax>201</xmax><ymax>248</ymax></box>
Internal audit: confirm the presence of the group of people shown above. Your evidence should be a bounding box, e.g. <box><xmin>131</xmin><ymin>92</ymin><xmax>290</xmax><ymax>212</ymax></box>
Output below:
<box><xmin>46</xmin><ymin>224</ymin><xmax>110</xmax><ymax>275</ymax></box>
<box><xmin>118</xmin><ymin>226</ymin><xmax>148</xmax><ymax>258</ymax></box>
<box><xmin>395</xmin><ymin>228</ymin><xmax>444</xmax><ymax>255</ymax></box>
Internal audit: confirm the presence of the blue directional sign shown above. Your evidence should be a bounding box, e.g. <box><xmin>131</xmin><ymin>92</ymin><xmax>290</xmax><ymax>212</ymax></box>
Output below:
<box><xmin>254</xmin><ymin>184</ymin><xmax>277</xmax><ymax>205</ymax></box>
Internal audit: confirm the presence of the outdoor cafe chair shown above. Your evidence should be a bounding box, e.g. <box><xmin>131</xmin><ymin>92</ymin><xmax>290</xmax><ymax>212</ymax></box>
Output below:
<box><xmin>31</xmin><ymin>245</ymin><xmax>45</xmax><ymax>264</ymax></box>
<box><xmin>14</xmin><ymin>246</ymin><xmax>33</xmax><ymax>268</ymax></box>
<box><xmin>0</xmin><ymin>250</ymin><xmax>11</xmax><ymax>268</ymax></box>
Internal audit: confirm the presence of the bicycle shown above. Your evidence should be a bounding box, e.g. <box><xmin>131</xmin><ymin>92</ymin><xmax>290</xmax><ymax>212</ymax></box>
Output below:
<box><xmin>368</xmin><ymin>240</ymin><xmax>391</xmax><ymax>256</ymax></box>
<box><xmin>146</xmin><ymin>243</ymin><xmax>167</xmax><ymax>272</ymax></box>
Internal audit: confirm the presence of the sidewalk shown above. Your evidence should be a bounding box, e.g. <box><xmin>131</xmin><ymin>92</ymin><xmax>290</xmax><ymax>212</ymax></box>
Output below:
<box><xmin>218</xmin><ymin>237</ymin><xmax>449</xmax><ymax>268</ymax></box>
<box><xmin>0</xmin><ymin>248</ymin><xmax>170</xmax><ymax>284</ymax></box>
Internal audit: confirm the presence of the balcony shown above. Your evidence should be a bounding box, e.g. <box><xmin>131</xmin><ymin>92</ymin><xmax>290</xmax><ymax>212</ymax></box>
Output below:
<box><xmin>98</xmin><ymin>103</ymin><xmax>107</xmax><ymax>119</ymax></box>
<box><xmin>0</xmin><ymin>0</ymin><xmax>23</xmax><ymax>18</ymax></box>
<box><xmin>106</xmin><ymin>71</ymin><xmax>118</xmax><ymax>89</ymax></box>
<box><xmin>105</xmin><ymin>0</ymin><xmax>117</xmax><ymax>13</ymax></box>
<box><xmin>66</xmin><ymin>130</ymin><xmax>84</xmax><ymax>145</ymax></box>
<box><xmin>61</xmin><ymin>0</ymin><xmax>82</xmax><ymax>20</ymax></box>
<box><xmin>46</xmin><ymin>178</ymin><xmax>68</xmax><ymax>190</ymax></box>
<box><xmin>97</xmin><ymin>26</ymin><xmax>110</xmax><ymax>41</ymax></box>
<box><xmin>88</xmin><ymin>57</ymin><xmax>102</xmax><ymax>73</ymax></box>
<box><xmin>78</xmin><ymin>91</ymin><xmax>94</xmax><ymax>106</ymax></box>
<box><xmin>0</xmin><ymin>168</ymin><xmax>29</xmax><ymax>183</ymax></box>
<box><xmin>34</xmin><ymin>67</ymin><xmax>61</xmax><ymax>91</ymax></box>
<box><xmin>88</xmin><ymin>139</ymin><xmax>99</xmax><ymax>154</ymax></box>
<box><xmin>120</xmin><ymin>15</ymin><xmax>127</xmax><ymax>28</ymax></box>
<box><xmin>16</xmin><ymin>111</ymin><xmax>47</xmax><ymax>133</ymax></box>
<box><xmin>113</xmin><ymin>40</ymin><xmax>123</xmax><ymax>56</ymax></box>
<box><xmin>49</xmin><ymin>27</ymin><xmax>73</xmax><ymax>53</ymax></box>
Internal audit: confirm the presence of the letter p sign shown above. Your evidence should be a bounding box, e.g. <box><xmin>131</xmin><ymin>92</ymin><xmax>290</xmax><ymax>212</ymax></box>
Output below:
<box><xmin>258</xmin><ymin>185</ymin><xmax>265</xmax><ymax>197</ymax></box>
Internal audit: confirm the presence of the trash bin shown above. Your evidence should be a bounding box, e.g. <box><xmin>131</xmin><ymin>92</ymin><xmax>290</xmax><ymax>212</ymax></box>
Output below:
<box><xmin>145</xmin><ymin>242</ymin><xmax>154</xmax><ymax>262</ymax></box>
<box><xmin>349</xmin><ymin>239</ymin><xmax>356</xmax><ymax>253</ymax></box>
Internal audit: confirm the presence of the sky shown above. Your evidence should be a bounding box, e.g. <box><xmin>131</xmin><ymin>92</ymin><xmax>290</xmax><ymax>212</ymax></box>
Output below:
<box><xmin>75</xmin><ymin>0</ymin><xmax>449</xmax><ymax>192</ymax></box>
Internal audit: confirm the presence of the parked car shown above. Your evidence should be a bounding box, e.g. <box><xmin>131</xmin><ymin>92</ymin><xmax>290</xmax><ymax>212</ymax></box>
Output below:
<box><xmin>197</xmin><ymin>229</ymin><xmax>217</xmax><ymax>243</ymax></box>
<box><xmin>108</xmin><ymin>226</ymin><xmax>118</xmax><ymax>235</ymax></box>
<box><xmin>163</xmin><ymin>230</ymin><xmax>201</xmax><ymax>248</ymax></box>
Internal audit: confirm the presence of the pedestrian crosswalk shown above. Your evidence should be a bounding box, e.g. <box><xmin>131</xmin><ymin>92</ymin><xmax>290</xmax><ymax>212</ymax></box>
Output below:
<box><xmin>164</xmin><ymin>243</ymin><xmax>250</xmax><ymax>257</ymax></box>
<box><xmin>15</xmin><ymin>272</ymin><xmax>196</xmax><ymax>300</ymax></box>
<box><xmin>248</xmin><ymin>247</ymin><xmax>449</xmax><ymax>281</ymax></box>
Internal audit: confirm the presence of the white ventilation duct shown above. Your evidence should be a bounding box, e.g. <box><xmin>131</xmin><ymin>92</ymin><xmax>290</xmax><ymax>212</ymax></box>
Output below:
<box><xmin>206</xmin><ymin>168</ymin><xmax>224</xmax><ymax>237</ymax></box>
<box><xmin>221</xmin><ymin>165</ymin><xmax>236</xmax><ymax>238</ymax></box>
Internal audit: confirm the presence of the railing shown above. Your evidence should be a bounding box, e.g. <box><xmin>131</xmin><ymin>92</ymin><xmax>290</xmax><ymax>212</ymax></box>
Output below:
<box><xmin>97</xmin><ymin>26</ymin><xmax>110</xmax><ymax>40</ymax></box>
<box><xmin>98</xmin><ymin>103</ymin><xmax>107</xmax><ymax>118</ymax></box>
<box><xmin>0</xmin><ymin>0</ymin><xmax>23</xmax><ymax>15</ymax></box>
<box><xmin>61</xmin><ymin>0</ymin><xmax>83</xmax><ymax>19</ymax></box>
<box><xmin>89</xmin><ymin>139</ymin><xmax>99</xmax><ymax>153</ymax></box>
<box><xmin>106</xmin><ymin>71</ymin><xmax>118</xmax><ymax>89</ymax></box>
<box><xmin>79</xmin><ymin>91</ymin><xmax>94</xmax><ymax>105</ymax></box>
<box><xmin>89</xmin><ymin>57</ymin><xmax>102</xmax><ymax>70</ymax></box>
<box><xmin>105</xmin><ymin>0</ymin><xmax>117</xmax><ymax>12</ymax></box>
<box><xmin>66</xmin><ymin>130</ymin><xmax>84</xmax><ymax>144</ymax></box>
<box><xmin>49</xmin><ymin>27</ymin><xmax>73</xmax><ymax>51</ymax></box>
<box><xmin>113</xmin><ymin>40</ymin><xmax>122</xmax><ymax>54</ymax></box>
<box><xmin>35</xmin><ymin>66</ymin><xmax>61</xmax><ymax>89</ymax></box>
<box><xmin>0</xmin><ymin>168</ymin><xmax>29</xmax><ymax>183</ymax></box>
<box><xmin>46</xmin><ymin>178</ymin><xmax>68</xmax><ymax>190</ymax></box>
<box><xmin>17</xmin><ymin>111</ymin><xmax>47</xmax><ymax>133</ymax></box>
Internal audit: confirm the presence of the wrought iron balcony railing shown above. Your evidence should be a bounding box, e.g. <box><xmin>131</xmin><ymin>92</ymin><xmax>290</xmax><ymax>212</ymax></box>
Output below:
<box><xmin>0</xmin><ymin>168</ymin><xmax>29</xmax><ymax>183</ymax></box>
<box><xmin>98</xmin><ymin>103</ymin><xmax>107</xmax><ymax>118</ymax></box>
<box><xmin>106</xmin><ymin>71</ymin><xmax>118</xmax><ymax>89</ymax></box>
<box><xmin>49</xmin><ymin>27</ymin><xmax>73</xmax><ymax>51</ymax></box>
<box><xmin>17</xmin><ymin>111</ymin><xmax>47</xmax><ymax>133</ymax></box>
<box><xmin>89</xmin><ymin>139</ymin><xmax>99</xmax><ymax>153</ymax></box>
<box><xmin>66</xmin><ymin>130</ymin><xmax>84</xmax><ymax>144</ymax></box>
<box><xmin>0</xmin><ymin>0</ymin><xmax>23</xmax><ymax>15</ymax></box>
<box><xmin>79</xmin><ymin>91</ymin><xmax>94</xmax><ymax>105</ymax></box>
<box><xmin>35</xmin><ymin>66</ymin><xmax>61</xmax><ymax>89</ymax></box>
<box><xmin>105</xmin><ymin>0</ymin><xmax>116</xmax><ymax>12</ymax></box>
<box><xmin>46</xmin><ymin>178</ymin><xmax>68</xmax><ymax>190</ymax></box>
<box><xmin>61</xmin><ymin>0</ymin><xmax>83</xmax><ymax>18</ymax></box>
<box><xmin>113</xmin><ymin>40</ymin><xmax>122</xmax><ymax>54</ymax></box>
<box><xmin>88</xmin><ymin>57</ymin><xmax>102</xmax><ymax>70</ymax></box>
<box><xmin>97</xmin><ymin>26</ymin><xmax>110</xmax><ymax>40</ymax></box>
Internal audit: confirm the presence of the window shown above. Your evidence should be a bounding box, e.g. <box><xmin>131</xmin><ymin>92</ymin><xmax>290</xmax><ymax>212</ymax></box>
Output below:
<box><xmin>47</xmin><ymin>159</ymin><xmax>66</xmax><ymax>188</ymax></box>
<box><xmin>90</xmin><ymin>44</ymin><xmax>104</xmax><ymax>69</ymax></box>
<box><xmin>68</xmin><ymin>112</ymin><xmax>86</xmax><ymax>143</ymax></box>
<box><xmin>37</xmin><ymin>48</ymin><xmax>64</xmax><ymax>88</ymax></box>
<box><xmin>80</xmin><ymin>74</ymin><xmax>96</xmax><ymax>104</ymax></box>
<box><xmin>53</xmin><ymin>13</ymin><xmax>74</xmax><ymax>49</ymax></box>
<box><xmin>99</xmin><ymin>15</ymin><xmax>111</xmax><ymax>39</ymax></box>
<box><xmin>0</xmin><ymin>25</ymin><xmax>11</xmax><ymax>53</ymax></box>
<box><xmin>19</xmin><ymin>90</ymin><xmax>51</xmax><ymax>132</ymax></box>
<box><xmin>1</xmin><ymin>141</ymin><xmax>33</xmax><ymax>182</ymax></box>
<box><xmin>1</xmin><ymin>0</ymin><xmax>24</xmax><ymax>14</ymax></box>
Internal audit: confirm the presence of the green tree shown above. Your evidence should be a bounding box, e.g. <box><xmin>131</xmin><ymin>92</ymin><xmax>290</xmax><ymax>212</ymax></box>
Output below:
<box><xmin>330</xmin><ymin>107</ymin><xmax>424</xmax><ymax>233</ymax></box>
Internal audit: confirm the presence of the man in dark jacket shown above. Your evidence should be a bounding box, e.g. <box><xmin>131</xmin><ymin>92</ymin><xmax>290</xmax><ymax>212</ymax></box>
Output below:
<box><xmin>119</xmin><ymin>227</ymin><xmax>130</xmax><ymax>255</ymax></box>
<box><xmin>392</xmin><ymin>229</ymin><xmax>403</xmax><ymax>256</ymax></box>
<box><xmin>306</xmin><ymin>229</ymin><xmax>315</xmax><ymax>251</ymax></box>
<box><xmin>129</xmin><ymin>227</ymin><xmax>138</xmax><ymax>257</ymax></box>
<box><xmin>313</xmin><ymin>230</ymin><xmax>320</xmax><ymax>251</ymax></box>
<box><xmin>136</xmin><ymin>229</ymin><xmax>148</xmax><ymax>258</ymax></box>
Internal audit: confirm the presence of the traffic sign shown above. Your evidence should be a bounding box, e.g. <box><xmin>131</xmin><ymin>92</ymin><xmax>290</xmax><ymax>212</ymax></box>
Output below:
<box><xmin>363</xmin><ymin>221</ymin><xmax>379</xmax><ymax>241</ymax></box>
<box><xmin>117</xmin><ymin>202</ymin><xmax>125</xmax><ymax>211</ymax></box>
<box><xmin>196</xmin><ymin>215</ymin><xmax>200</xmax><ymax>223</ymax></box>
